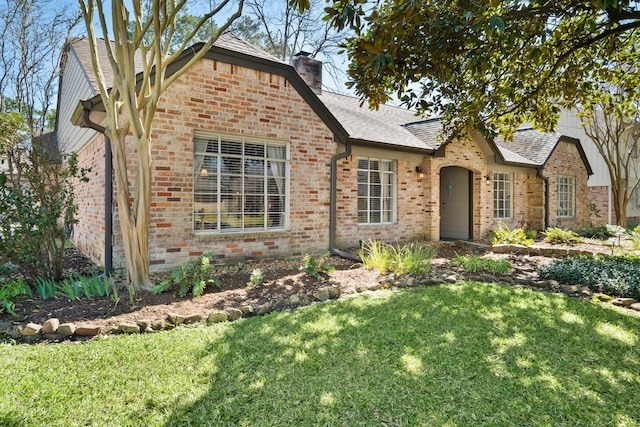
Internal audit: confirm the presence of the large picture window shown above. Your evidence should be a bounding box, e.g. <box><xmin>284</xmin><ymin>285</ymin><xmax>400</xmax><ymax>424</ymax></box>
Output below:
<box><xmin>493</xmin><ymin>172</ymin><xmax>512</xmax><ymax>219</ymax></box>
<box><xmin>357</xmin><ymin>158</ymin><xmax>395</xmax><ymax>224</ymax></box>
<box><xmin>557</xmin><ymin>175</ymin><xmax>575</xmax><ymax>218</ymax></box>
<box><xmin>193</xmin><ymin>134</ymin><xmax>287</xmax><ymax>232</ymax></box>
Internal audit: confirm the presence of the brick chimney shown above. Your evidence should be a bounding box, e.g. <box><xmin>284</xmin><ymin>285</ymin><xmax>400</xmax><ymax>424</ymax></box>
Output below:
<box><xmin>292</xmin><ymin>51</ymin><xmax>322</xmax><ymax>95</ymax></box>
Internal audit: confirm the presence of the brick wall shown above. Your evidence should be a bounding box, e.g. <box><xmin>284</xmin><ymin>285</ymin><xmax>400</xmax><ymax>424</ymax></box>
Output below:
<box><xmin>102</xmin><ymin>59</ymin><xmax>336</xmax><ymax>271</ymax></box>
<box><xmin>588</xmin><ymin>185</ymin><xmax>609</xmax><ymax>226</ymax></box>
<box><xmin>544</xmin><ymin>141</ymin><xmax>590</xmax><ymax>230</ymax></box>
<box><xmin>72</xmin><ymin>133</ymin><xmax>107</xmax><ymax>266</ymax></box>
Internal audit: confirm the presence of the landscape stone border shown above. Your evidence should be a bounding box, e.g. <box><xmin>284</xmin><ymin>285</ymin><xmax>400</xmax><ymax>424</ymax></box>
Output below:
<box><xmin>2</xmin><ymin>244</ymin><xmax>639</xmax><ymax>343</ymax></box>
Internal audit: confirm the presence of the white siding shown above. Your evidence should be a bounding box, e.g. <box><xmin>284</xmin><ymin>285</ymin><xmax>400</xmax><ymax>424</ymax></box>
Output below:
<box><xmin>56</xmin><ymin>47</ymin><xmax>99</xmax><ymax>154</ymax></box>
<box><xmin>557</xmin><ymin>110</ymin><xmax>610</xmax><ymax>187</ymax></box>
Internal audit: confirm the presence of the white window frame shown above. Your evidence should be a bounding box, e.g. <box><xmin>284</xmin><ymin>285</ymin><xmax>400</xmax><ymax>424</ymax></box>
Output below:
<box><xmin>493</xmin><ymin>171</ymin><xmax>512</xmax><ymax>219</ymax></box>
<box><xmin>193</xmin><ymin>133</ymin><xmax>289</xmax><ymax>233</ymax></box>
<box><xmin>357</xmin><ymin>157</ymin><xmax>396</xmax><ymax>225</ymax></box>
<box><xmin>557</xmin><ymin>175</ymin><xmax>575</xmax><ymax>218</ymax></box>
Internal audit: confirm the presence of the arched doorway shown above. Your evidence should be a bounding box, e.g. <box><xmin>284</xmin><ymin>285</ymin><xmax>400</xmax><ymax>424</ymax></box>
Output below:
<box><xmin>440</xmin><ymin>166</ymin><xmax>473</xmax><ymax>240</ymax></box>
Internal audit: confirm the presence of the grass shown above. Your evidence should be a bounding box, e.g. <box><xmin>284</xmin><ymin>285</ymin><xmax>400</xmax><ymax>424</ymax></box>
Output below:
<box><xmin>450</xmin><ymin>254</ymin><xmax>513</xmax><ymax>274</ymax></box>
<box><xmin>2</xmin><ymin>283</ymin><xmax>640</xmax><ymax>426</ymax></box>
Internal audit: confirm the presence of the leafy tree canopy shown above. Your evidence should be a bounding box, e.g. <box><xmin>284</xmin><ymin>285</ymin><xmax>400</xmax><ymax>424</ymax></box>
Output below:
<box><xmin>321</xmin><ymin>0</ymin><xmax>640</xmax><ymax>139</ymax></box>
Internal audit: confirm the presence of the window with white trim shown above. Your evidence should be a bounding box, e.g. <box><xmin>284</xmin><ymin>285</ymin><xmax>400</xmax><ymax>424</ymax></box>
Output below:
<box><xmin>193</xmin><ymin>134</ymin><xmax>288</xmax><ymax>232</ymax></box>
<box><xmin>557</xmin><ymin>175</ymin><xmax>575</xmax><ymax>218</ymax></box>
<box><xmin>357</xmin><ymin>158</ymin><xmax>395</xmax><ymax>224</ymax></box>
<box><xmin>493</xmin><ymin>171</ymin><xmax>512</xmax><ymax>219</ymax></box>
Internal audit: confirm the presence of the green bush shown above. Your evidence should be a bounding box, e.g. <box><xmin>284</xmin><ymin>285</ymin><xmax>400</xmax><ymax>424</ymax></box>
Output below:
<box><xmin>152</xmin><ymin>252</ymin><xmax>219</xmax><ymax>298</ymax></box>
<box><xmin>359</xmin><ymin>240</ymin><xmax>436</xmax><ymax>276</ymax></box>
<box><xmin>450</xmin><ymin>254</ymin><xmax>513</xmax><ymax>274</ymax></box>
<box><xmin>580</xmin><ymin>225</ymin><xmax>613</xmax><ymax>240</ymax></box>
<box><xmin>489</xmin><ymin>223</ymin><xmax>535</xmax><ymax>246</ymax></box>
<box><xmin>543</xmin><ymin>227</ymin><xmax>582</xmax><ymax>245</ymax></box>
<box><xmin>539</xmin><ymin>255</ymin><xmax>640</xmax><ymax>299</ymax></box>
<box><xmin>0</xmin><ymin>279</ymin><xmax>32</xmax><ymax>316</ymax></box>
<box><xmin>0</xmin><ymin>113</ymin><xmax>90</xmax><ymax>282</ymax></box>
<box><xmin>300</xmin><ymin>253</ymin><xmax>335</xmax><ymax>279</ymax></box>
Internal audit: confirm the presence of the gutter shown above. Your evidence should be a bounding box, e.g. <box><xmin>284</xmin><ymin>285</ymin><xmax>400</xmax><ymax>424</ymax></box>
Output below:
<box><xmin>537</xmin><ymin>167</ymin><xmax>549</xmax><ymax>229</ymax></box>
<box><xmin>329</xmin><ymin>138</ymin><xmax>361</xmax><ymax>262</ymax></box>
<box><xmin>79</xmin><ymin>103</ymin><xmax>113</xmax><ymax>276</ymax></box>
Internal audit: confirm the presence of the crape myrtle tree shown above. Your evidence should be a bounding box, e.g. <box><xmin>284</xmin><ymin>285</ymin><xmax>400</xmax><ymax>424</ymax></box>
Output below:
<box><xmin>77</xmin><ymin>0</ymin><xmax>247</xmax><ymax>290</ymax></box>
<box><xmin>319</xmin><ymin>0</ymin><xmax>640</xmax><ymax>139</ymax></box>
<box><xmin>579</xmin><ymin>75</ymin><xmax>640</xmax><ymax>226</ymax></box>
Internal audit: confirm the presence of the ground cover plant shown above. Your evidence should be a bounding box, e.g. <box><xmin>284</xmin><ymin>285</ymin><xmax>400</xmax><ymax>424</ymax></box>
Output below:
<box><xmin>450</xmin><ymin>254</ymin><xmax>513</xmax><ymax>274</ymax></box>
<box><xmin>2</xmin><ymin>283</ymin><xmax>640</xmax><ymax>426</ymax></box>
<box><xmin>539</xmin><ymin>255</ymin><xmax>640</xmax><ymax>299</ymax></box>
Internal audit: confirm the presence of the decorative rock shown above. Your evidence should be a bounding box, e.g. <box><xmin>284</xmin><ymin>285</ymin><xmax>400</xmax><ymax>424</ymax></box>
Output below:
<box><xmin>226</xmin><ymin>308</ymin><xmax>243</xmax><ymax>321</ymax></box>
<box><xmin>57</xmin><ymin>323</ymin><xmax>76</xmax><ymax>336</ymax></box>
<box><xmin>630</xmin><ymin>303</ymin><xmax>640</xmax><ymax>312</ymax></box>
<box><xmin>22</xmin><ymin>323</ymin><xmax>42</xmax><ymax>336</ymax></box>
<box><xmin>75</xmin><ymin>324</ymin><xmax>101</xmax><ymax>336</ymax></box>
<box><xmin>612</xmin><ymin>297</ymin><xmax>638</xmax><ymax>307</ymax></box>
<box><xmin>355</xmin><ymin>284</ymin><xmax>367</xmax><ymax>293</ymax></box>
<box><xmin>119</xmin><ymin>323</ymin><xmax>140</xmax><ymax>334</ymax></box>
<box><xmin>167</xmin><ymin>313</ymin><xmax>186</xmax><ymax>325</ymax></box>
<box><xmin>367</xmin><ymin>283</ymin><xmax>382</xmax><ymax>291</ymax></box>
<box><xmin>207</xmin><ymin>311</ymin><xmax>228</xmax><ymax>323</ymax></box>
<box><xmin>271</xmin><ymin>298</ymin><xmax>287</xmax><ymax>310</ymax></box>
<box><xmin>255</xmin><ymin>303</ymin><xmax>273</xmax><ymax>316</ymax></box>
<box><xmin>579</xmin><ymin>288</ymin><xmax>593</xmax><ymax>297</ymax></box>
<box><xmin>328</xmin><ymin>286</ymin><xmax>342</xmax><ymax>299</ymax></box>
<box><xmin>137</xmin><ymin>320</ymin><xmax>154</xmax><ymax>333</ymax></box>
<box><xmin>42</xmin><ymin>318</ymin><xmax>60</xmax><ymax>334</ymax></box>
<box><xmin>8</xmin><ymin>325</ymin><xmax>24</xmax><ymax>338</ymax></box>
<box><xmin>184</xmin><ymin>313</ymin><xmax>204</xmax><ymax>324</ymax></box>
<box><xmin>561</xmin><ymin>285</ymin><xmax>580</xmax><ymax>294</ymax></box>
<box><xmin>238</xmin><ymin>305</ymin><xmax>254</xmax><ymax>316</ymax></box>
<box><xmin>151</xmin><ymin>320</ymin><xmax>166</xmax><ymax>331</ymax></box>
<box><xmin>314</xmin><ymin>290</ymin><xmax>330</xmax><ymax>301</ymax></box>
<box><xmin>0</xmin><ymin>321</ymin><xmax>12</xmax><ymax>335</ymax></box>
<box><xmin>289</xmin><ymin>294</ymin><xmax>302</xmax><ymax>307</ymax></box>
<box><xmin>547</xmin><ymin>279</ymin><xmax>560</xmax><ymax>288</ymax></box>
<box><xmin>406</xmin><ymin>278</ymin><xmax>417</xmax><ymax>287</ymax></box>
<box><xmin>593</xmin><ymin>293</ymin><xmax>613</xmax><ymax>302</ymax></box>
<box><xmin>445</xmin><ymin>275</ymin><xmax>458</xmax><ymax>284</ymax></box>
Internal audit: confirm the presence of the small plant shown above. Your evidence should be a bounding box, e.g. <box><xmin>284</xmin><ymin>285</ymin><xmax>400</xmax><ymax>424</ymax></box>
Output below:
<box><xmin>299</xmin><ymin>253</ymin><xmax>335</xmax><ymax>279</ymax></box>
<box><xmin>627</xmin><ymin>229</ymin><xmax>640</xmax><ymax>251</ymax></box>
<box><xmin>543</xmin><ymin>227</ymin><xmax>582</xmax><ymax>245</ymax></box>
<box><xmin>489</xmin><ymin>223</ymin><xmax>535</xmax><ymax>246</ymax></box>
<box><xmin>248</xmin><ymin>268</ymin><xmax>265</xmax><ymax>287</ymax></box>
<box><xmin>0</xmin><ymin>279</ymin><xmax>32</xmax><ymax>316</ymax></box>
<box><xmin>151</xmin><ymin>252</ymin><xmax>219</xmax><ymax>298</ymax></box>
<box><xmin>359</xmin><ymin>240</ymin><xmax>436</xmax><ymax>276</ymax></box>
<box><xmin>451</xmin><ymin>254</ymin><xmax>512</xmax><ymax>274</ymax></box>
<box><xmin>359</xmin><ymin>240</ymin><xmax>394</xmax><ymax>273</ymax></box>
<box><xmin>34</xmin><ymin>277</ymin><xmax>57</xmax><ymax>300</ymax></box>
<box><xmin>55</xmin><ymin>279</ymin><xmax>82</xmax><ymax>301</ymax></box>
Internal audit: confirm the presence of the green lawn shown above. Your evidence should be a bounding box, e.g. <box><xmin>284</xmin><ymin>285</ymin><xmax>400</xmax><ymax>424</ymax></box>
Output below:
<box><xmin>2</xmin><ymin>282</ymin><xmax>640</xmax><ymax>426</ymax></box>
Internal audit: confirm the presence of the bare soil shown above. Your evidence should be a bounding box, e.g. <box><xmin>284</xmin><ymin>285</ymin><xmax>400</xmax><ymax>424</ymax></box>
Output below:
<box><xmin>0</xmin><ymin>240</ymin><xmax>616</xmax><ymax>334</ymax></box>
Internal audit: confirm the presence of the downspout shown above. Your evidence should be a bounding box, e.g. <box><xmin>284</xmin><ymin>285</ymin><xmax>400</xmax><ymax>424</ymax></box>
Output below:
<box><xmin>80</xmin><ymin>105</ymin><xmax>113</xmax><ymax>276</ymax></box>
<box><xmin>330</xmin><ymin>138</ymin><xmax>361</xmax><ymax>262</ymax></box>
<box><xmin>537</xmin><ymin>167</ymin><xmax>549</xmax><ymax>229</ymax></box>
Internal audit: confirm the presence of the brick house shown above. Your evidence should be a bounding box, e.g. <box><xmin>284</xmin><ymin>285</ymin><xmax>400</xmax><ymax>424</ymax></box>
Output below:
<box><xmin>56</xmin><ymin>33</ymin><xmax>592</xmax><ymax>272</ymax></box>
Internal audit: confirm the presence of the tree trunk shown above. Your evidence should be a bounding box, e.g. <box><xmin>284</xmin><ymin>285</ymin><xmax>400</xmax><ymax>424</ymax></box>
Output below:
<box><xmin>111</xmin><ymin>132</ymin><xmax>153</xmax><ymax>291</ymax></box>
<box><xmin>613</xmin><ymin>191</ymin><xmax>628</xmax><ymax>228</ymax></box>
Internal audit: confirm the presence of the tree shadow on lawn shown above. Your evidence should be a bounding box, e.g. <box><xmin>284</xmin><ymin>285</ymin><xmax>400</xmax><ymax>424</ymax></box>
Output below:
<box><xmin>161</xmin><ymin>283</ymin><xmax>640</xmax><ymax>426</ymax></box>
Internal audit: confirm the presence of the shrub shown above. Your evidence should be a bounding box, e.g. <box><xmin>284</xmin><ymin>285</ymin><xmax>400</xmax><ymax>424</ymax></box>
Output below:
<box><xmin>627</xmin><ymin>230</ymin><xmax>640</xmax><ymax>251</ymax></box>
<box><xmin>539</xmin><ymin>255</ymin><xmax>640</xmax><ymax>299</ymax></box>
<box><xmin>0</xmin><ymin>114</ymin><xmax>90</xmax><ymax>282</ymax></box>
<box><xmin>489</xmin><ymin>223</ymin><xmax>535</xmax><ymax>246</ymax></box>
<box><xmin>580</xmin><ymin>225</ymin><xmax>614</xmax><ymax>240</ymax></box>
<box><xmin>0</xmin><ymin>279</ymin><xmax>32</xmax><ymax>316</ymax></box>
<box><xmin>299</xmin><ymin>253</ymin><xmax>335</xmax><ymax>279</ymax></box>
<box><xmin>359</xmin><ymin>240</ymin><xmax>436</xmax><ymax>276</ymax></box>
<box><xmin>151</xmin><ymin>252</ymin><xmax>219</xmax><ymax>298</ymax></box>
<box><xmin>543</xmin><ymin>227</ymin><xmax>582</xmax><ymax>245</ymax></box>
<box><xmin>450</xmin><ymin>254</ymin><xmax>512</xmax><ymax>274</ymax></box>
